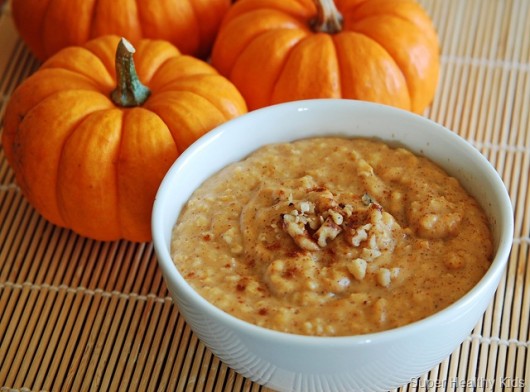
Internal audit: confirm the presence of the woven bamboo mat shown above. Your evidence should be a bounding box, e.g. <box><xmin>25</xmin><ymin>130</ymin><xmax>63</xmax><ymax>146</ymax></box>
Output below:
<box><xmin>0</xmin><ymin>1</ymin><xmax>529</xmax><ymax>391</ymax></box>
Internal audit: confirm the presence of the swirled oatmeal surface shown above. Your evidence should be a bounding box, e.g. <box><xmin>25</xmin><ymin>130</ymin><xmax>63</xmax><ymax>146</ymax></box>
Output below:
<box><xmin>171</xmin><ymin>137</ymin><xmax>493</xmax><ymax>336</ymax></box>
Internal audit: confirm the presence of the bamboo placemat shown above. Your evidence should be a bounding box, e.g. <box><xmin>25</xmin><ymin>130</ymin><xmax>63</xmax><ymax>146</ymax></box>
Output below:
<box><xmin>0</xmin><ymin>1</ymin><xmax>529</xmax><ymax>391</ymax></box>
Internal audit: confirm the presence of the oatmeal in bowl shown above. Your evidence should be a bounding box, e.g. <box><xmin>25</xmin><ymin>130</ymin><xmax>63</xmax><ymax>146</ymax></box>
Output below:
<box><xmin>152</xmin><ymin>99</ymin><xmax>513</xmax><ymax>392</ymax></box>
<box><xmin>171</xmin><ymin>137</ymin><xmax>493</xmax><ymax>337</ymax></box>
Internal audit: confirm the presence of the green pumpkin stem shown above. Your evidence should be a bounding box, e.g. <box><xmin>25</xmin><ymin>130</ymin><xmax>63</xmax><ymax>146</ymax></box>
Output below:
<box><xmin>311</xmin><ymin>0</ymin><xmax>343</xmax><ymax>34</ymax></box>
<box><xmin>111</xmin><ymin>38</ymin><xmax>151</xmax><ymax>107</ymax></box>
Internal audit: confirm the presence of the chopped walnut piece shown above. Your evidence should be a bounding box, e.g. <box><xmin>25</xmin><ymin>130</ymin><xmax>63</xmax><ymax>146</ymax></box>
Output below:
<box><xmin>348</xmin><ymin>258</ymin><xmax>367</xmax><ymax>281</ymax></box>
<box><xmin>281</xmin><ymin>213</ymin><xmax>320</xmax><ymax>251</ymax></box>
<box><xmin>314</xmin><ymin>216</ymin><xmax>342</xmax><ymax>247</ymax></box>
<box><xmin>328</xmin><ymin>209</ymin><xmax>344</xmax><ymax>225</ymax></box>
<box><xmin>299</xmin><ymin>201</ymin><xmax>314</xmax><ymax>214</ymax></box>
<box><xmin>376</xmin><ymin>268</ymin><xmax>391</xmax><ymax>287</ymax></box>
<box><xmin>345</xmin><ymin>223</ymin><xmax>372</xmax><ymax>246</ymax></box>
<box><xmin>361</xmin><ymin>245</ymin><xmax>382</xmax><ymax>262</ymax></box>
<box><xmin>362</xmin><ymin>193</ymin><xmax>375</xmax><ymax>206</ymax></box>
<box><xmin>342</xmin><ymin>204</ymin><xmax>354</xmax><ymax>217</ymax></box>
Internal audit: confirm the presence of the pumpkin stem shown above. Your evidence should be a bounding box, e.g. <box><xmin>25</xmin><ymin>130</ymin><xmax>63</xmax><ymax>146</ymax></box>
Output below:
<box><xmin>311</xmin><ymin>0</ymin><xmax>343</xmax><ymax>34</ymax></box>
<box><xmin>111</xmin><ymin>38</ymin><xmax>151</xmax><ymax>107</ymax></box>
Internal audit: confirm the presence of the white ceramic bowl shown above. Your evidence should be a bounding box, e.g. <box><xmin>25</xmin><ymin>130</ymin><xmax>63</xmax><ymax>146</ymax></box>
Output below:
<box><xmin>152</xmin><ymin>99</ymin><xmax>513</xmax><ymax>392</ymax></box>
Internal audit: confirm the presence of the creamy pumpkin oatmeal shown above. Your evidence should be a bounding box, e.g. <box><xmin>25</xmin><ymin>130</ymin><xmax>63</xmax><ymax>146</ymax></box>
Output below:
<box><xmin>171</xmin><ymin>137</ymin><xmax>493</xmax><ymax>336</ymax></box>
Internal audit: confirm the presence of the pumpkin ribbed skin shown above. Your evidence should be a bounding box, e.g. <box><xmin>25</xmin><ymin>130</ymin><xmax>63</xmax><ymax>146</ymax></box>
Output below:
<box><xmin>3</xmin><ymin>35</ymin><xmax>247</xmax><ymax>242</ymax></box>
<box><xmin>11</xmin><ymin>0</ymin><xmax>231</xmax><ymax>60</ymax></box>
<box><xmin>211</xmin><ymin>0</ymin><xmax>440</xmax><ymax>113</ymax></box>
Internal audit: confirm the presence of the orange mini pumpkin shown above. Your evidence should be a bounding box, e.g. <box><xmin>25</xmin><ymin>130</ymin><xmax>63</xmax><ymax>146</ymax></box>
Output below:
<box><xmin>211</xmin><ymin>0</ymin><xmax>440</xmax><ymax>113</ymax></box>
<box><xmin>3</xmin><ymin>35</ymin><xmax>247</xmax><ymax>242</ymax></box>
<box><xmin>11</xmin><ymin>0</ymin><xmax>231</xmax><ymax>60</ymax></box>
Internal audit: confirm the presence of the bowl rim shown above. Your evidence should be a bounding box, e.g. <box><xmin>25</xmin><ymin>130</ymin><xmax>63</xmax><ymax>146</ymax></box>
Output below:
<box><xmin>152</xmin><ymin>99</ymin><xmax>514</xmax><ymax>346</ymax></box>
